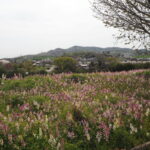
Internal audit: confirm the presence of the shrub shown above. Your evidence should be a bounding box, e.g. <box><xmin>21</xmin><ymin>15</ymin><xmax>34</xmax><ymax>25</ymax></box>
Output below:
<box><xmin>66</xmin><ymin>74</ymin><xmax>88</xmax><ymax>84</ymax></box>
<box><xmin>9</xmin><ymin>95</ymin><xmax>25</xmax><ymax>107</ymax></box>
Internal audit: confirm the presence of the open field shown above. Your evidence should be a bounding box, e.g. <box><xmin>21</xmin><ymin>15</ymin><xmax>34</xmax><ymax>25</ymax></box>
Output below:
<box><xmin>0</xmin><ymin>70</ymin><xmax>150</xmax><ymax>150</ymax></box>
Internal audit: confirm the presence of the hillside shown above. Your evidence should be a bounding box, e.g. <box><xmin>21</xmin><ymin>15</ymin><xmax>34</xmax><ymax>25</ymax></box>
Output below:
<box><xmin>9</xmin><ymin>46</ymin><xmax>138</xmax><ymax>62</ymax></box>
<box><xmin>0</xmin><ymin>70</ymin><xmax>150</xmax><ymax>150</ymax></box>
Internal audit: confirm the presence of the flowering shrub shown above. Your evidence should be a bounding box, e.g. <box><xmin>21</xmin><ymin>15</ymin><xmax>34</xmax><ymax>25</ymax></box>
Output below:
<box><xmin>0</xmin><ymin>70</ymin><xmax>150</xmax><ymax>150</ymax></box>
<box><xmin>64</xmin><ymin>74</ymin><xmax>88</xmax><ymax>84</ymax></box>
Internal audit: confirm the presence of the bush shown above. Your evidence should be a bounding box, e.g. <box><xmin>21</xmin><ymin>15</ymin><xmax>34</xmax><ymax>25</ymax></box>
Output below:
<box><xmin>11</xmin><ymin>95</ymin><xmax>25</xmax><ymax>107</ymax></box>
<box><xmin>111</xmin><ymin>128</ymin><xmax>135</xmax><ymax>149</ymax></box>
<box><xmin>66</xmin><ymin>74</ymin><xmax>88</xmax><ymax>84</ymax></box>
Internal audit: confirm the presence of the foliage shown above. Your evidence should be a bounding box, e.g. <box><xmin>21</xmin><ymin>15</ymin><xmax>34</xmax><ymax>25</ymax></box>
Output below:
<box><xmin>0</xmin><ymin>61</ymin><xmax>47</xmax><ymax>78</ymax></box>
<box><xmin>64</xmin><ymin>74</ymin><xmax>88</xmax><ymax>84</ymax></box>
<box><xmin>92</xmin><ymin>0</ymin><xmax>150</xmax><ymax>48</ymax></box>
<box><xmin>135</xmin><ymin>55</ymin><xmax>150</xmax><ymax>59</ymax></box>
<box><xmin>54</xmin><ymin>57</ymin><xmax>77</xmax><ymax>73</ymax></box>
<box><xmin>32</xmin><ymin>56</ymin><xmax>54</xmax><ymax>61</ymax></box>
<box><xmin>0</xmin><ymin>70</ymin><xmax>150</xmax><ymax>149</ymax></box>
<box><xmin>89</xmin><ymin>61</ymin><xmax>150</xmax><ymax>72</ymax></box>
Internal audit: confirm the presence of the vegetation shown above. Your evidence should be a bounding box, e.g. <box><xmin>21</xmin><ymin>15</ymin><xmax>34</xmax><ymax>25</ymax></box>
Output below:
<box><xmin>32</xmin><ymin>56</ymin><xmax>54</xmax><ymax>61</ymax></box>
<box><xmin>92</xmin><ymin>0</ymin><xmax>150</xmax><ymax>48</ymax></box>
<box><xmin>0</xmin><ymin>70</ymin><xmax>150</xmax><ymax>150</ymax></box>
<box><xmin>88</xmin><ymin>60</ymin><xmax>150</xmax><ymax>72</ymax></box>
<box><xmin>135</xmin><ymin>55</ymin><xmax>150</xmax><ymax>59</ymax></box>
<box><xmin>0</xmin><ymin>61</ymin><xmax>47</xmax><ymax>78</ymax></box>
<box><xmin>1</xmin><ymin>58</ymin><xmax>150</xmax><ymax>78</ymax></box>
<box><xmin>54</xmin><ymin>57</ymin><xmax>77</xmax><ymax>73</ymax></box>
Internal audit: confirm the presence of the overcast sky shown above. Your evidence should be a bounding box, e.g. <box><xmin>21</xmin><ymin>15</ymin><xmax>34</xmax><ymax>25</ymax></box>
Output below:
<box><xmin>0</xmin><ymin>0</ymin><xmax>128</xmax><ymax>58</ymax></box>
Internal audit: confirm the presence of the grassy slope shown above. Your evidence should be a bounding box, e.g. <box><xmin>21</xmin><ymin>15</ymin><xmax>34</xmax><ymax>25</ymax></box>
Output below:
<box><xmin>0</xmin><ymin>70</ymin><xmax>150</xmax><ymax>150</ymax></box>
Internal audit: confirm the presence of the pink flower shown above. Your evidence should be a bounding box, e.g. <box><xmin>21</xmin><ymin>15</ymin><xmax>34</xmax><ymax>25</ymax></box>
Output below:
<box><xmin>99</xmin><ymin>122</ymin><xmax>111</xmax><ymax>142</ymax></box>
<box><xmin>13</xmin><ymin>113</ymin><xmax>23</xmax><ymax>119</ymax></box>
<box><xmin>19</xmin><ymin>103</ymin><xmax>30</xmax><ymax>111</ymax></box>
<box><xmin>0</xmin><ymin>121</ymin><xmax>8</xmax><ymax>133</ymax></box>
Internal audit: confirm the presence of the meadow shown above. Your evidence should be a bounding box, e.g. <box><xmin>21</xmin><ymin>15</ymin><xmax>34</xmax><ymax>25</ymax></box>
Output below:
<box><xmin>0</xmin><ymin>70</ymin><xmax>150</xmax><ymax>150</ymax></box>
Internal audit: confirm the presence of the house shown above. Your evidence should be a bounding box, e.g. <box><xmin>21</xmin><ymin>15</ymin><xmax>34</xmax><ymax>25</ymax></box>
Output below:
<box><xmin>0</xmin><ymin>59</ymin><xmax>10</xmax><ymax>65</ymax></box>
<box><xmin>33</xmin><ymin>59</ymin><xmax>52</xmax><ymax>67</ymax></box>
<box><xmin>77</xmin><ymin>57</ymin><xmax>96</xmax><ymax>70</ymax></box>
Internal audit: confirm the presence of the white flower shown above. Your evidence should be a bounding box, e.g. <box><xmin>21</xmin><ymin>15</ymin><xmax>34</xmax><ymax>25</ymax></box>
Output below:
<box><xmin>146</xmin><ymin>132</ymin><xmax>150</xmax><ymax>137</ymax></box>
<box><xmin>0</xmin><ymin>139</ymin><xmax>4</xmax><ymax>146</ymax></box>
<box><xmin>39</xmin><ymin>128</ymin><xmax>43</xmax><ymax>137</ymax></box>
<box><xmin>86</xmin><ymin>133</ymin><xmax>91</xmax><ymax>141</ymax></box>
<box><xmin>130</xmin><ymin>123</ymin><xmax>137</xmax><ymax>134</ymax></box>
<box><xmin>96</xmin><ymin>132</ymin><xmax>102</xmax><ymax>143</ymax></box>
<box><xmin>146</xmin><ymin>108</ymin><xmax>150</xmax><ymax>116</ymax></box>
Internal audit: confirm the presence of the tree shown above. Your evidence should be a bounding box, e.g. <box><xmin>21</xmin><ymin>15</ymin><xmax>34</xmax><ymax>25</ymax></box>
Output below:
<box><xmin>92</xmin><ymin>0</ymin><xmax>150</xmax><ymax>49</ymax></box>
<box><xmin>0</xmin><ymin>64</ymin><xmax>6</xmax><ymax>77</ymax></box>
<box><xmin>54</xmin><ymin>57</ymin><xmax>77</xmax><ymax>73</ymax></box>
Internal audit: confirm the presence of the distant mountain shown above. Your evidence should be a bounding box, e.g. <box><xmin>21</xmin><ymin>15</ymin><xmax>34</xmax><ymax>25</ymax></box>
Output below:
<box><xmin>7</xmin><ymin>46</ymin><xmax>147</xmax><ymax>62</ymax></box>
<box><xmin>38</xmin><ymin>46</ymin><xmax>133</xmax><ymax>57</ymax></box>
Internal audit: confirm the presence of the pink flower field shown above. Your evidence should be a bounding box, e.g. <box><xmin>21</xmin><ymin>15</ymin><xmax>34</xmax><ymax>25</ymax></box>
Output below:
<box><xmin>0</xmin><ymin>70</ymin><xmax>150</xmax><ymax>150</ymax></box>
